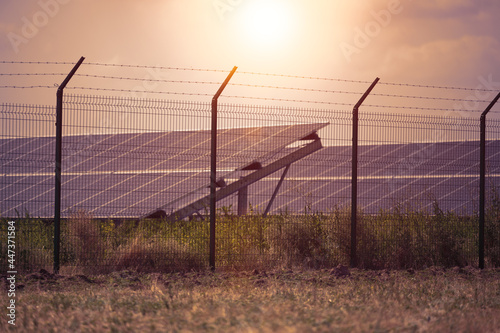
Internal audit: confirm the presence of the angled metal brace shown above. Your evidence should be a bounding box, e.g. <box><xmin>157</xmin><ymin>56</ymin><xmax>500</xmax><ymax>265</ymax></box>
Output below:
<box><xmin>263</xmin><ymin>164</ymin><xmax>291</xmax><ymax>216</ymax></box>
<box><xmin>157</xmin><ymin>138</ymin><xmax>322</xmax><ymax>222</ymax></box>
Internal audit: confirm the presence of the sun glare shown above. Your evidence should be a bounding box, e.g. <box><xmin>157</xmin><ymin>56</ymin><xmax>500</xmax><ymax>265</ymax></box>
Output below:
<box><xmin>239</xmin><ymin>0</ymin><xmax>294</xmax><ymax>48</ymax></box>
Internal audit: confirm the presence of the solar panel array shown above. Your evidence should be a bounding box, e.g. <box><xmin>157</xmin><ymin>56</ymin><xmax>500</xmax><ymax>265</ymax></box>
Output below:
<box><xmin>2</xmin><ymin>95</ymin><xmax>500</xmax><ymax>220</ymax></box>
<box><xmin>2</xmin><ymin>131</ymin><xmax>499</xmax><ymax>218</ymax></box>
<box><xmin>216</xmin><ymin>140</ymin><xmax>500</xmax><ymax>215</ymax></box>
<box><xmin>1</xmin><ymin>123</ymin><xmax>327</xmax><ymax>218</ymax></box>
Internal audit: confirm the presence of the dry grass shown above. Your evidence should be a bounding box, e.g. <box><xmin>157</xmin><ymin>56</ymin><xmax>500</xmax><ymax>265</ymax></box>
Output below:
<box><xmin>65</xmin><ymin>210</ymin><xmax>106</xmax><ymax>268</ymax></box>
<box><xmin>62</xmin><ymin>213</ymin><xmax>206</xmax><ymax>274</ymax></box>
<box><xmin>113</xmin><ymin>235</ymin><xmax>206</xmax><ymax>273</ymax></box>
<box><xmin>2</xmin><ymin>267</ymin><xmax>499</xmax><ymax>332</ymax></box>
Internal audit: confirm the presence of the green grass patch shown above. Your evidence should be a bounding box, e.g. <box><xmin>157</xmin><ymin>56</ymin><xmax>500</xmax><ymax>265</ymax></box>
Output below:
<box><xmin>1</xmin><ymin>196</ymin><xmax>500</xmax><ymax>273</ymax></box>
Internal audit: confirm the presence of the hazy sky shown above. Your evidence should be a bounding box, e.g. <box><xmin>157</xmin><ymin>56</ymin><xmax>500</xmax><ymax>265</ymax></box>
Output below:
<box><xmin>1</xmin><ymin>0</ymin><xmax>500</xmax><ymax>108</ymax></box>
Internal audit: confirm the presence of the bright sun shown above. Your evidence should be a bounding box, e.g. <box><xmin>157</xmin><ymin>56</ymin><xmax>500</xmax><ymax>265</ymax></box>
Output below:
<box><xmin>238</xmin><ymin>0</ymin><xmax>294</xmax><ymax>47</ymax></box>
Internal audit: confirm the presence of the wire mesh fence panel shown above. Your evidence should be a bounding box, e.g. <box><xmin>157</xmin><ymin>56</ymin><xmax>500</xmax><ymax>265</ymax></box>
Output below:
<box><xmin>56</xmin><ymin>94</ymin><xmax>341</xmax><ymax>272</ymax></box>
<box><xmin>55</xmin><ymin>95</ymin><xmax>213</xmax><ymax>273</ymax></box>
<box><xmin>485</xmin><ymin>120</ymin><xmax>500</xmax><ymax>267</ymax></box>
<box><xmin>1</xmin><ymin>62</ymin><xmax>500</xmax><ymax>272</ymax></box>
<box><xmin>356</xmin><ymin>111</ymin><xmax>499</xmax><ymax>267</ymax></box>
<box><xmin>0</xmin><ymin>103</ymin><xmax>55</xmax><ymax>272</ymax></box>
<box><xmin>214</xmin><ymin>104</ymin><xmax>343</xmax><ymax>269</ymax></box>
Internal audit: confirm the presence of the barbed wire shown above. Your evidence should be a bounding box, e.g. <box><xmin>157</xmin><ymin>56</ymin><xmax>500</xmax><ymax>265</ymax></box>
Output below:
<box><xmin>362</xmin><ymin>104</ymin><xmax>482</xmax><ymax>113</ymax></box>
<box><xmin>0</xmin><ymin>85</ymin><xmax>55</xmax><ymax>89</ymax></box>
<box><xmin>0</xmin><ymin>60</ymin><xmax>498</xmax><ymax>94</ymax></box>
<box><xmin>64</xmin><ymin>87</ymin><xmax>353</xmax><ymax>106</ymax></box>
<box><xmin>232</xmin><ymin>84</ymin><xmax>495</xmax><ymax>103</ymax></box>
<box><xmin>224</xmin><ymin>95</ymin><xmax>353</xmax><ymax>106</ymax></box>
<box><xmin>379</xmin><ymin>81</ymin><xmax>498</xmax><ymax>92</ymax></box>
<box><xmin>3</xmin><ymin>84</ymin><xmax>486</xmax><ymax>112</ymax></box>
<box><xmin>0</xmin><ymin>61</ymin><xmax>76</xmax><ymax>65</ymax></box>
<box><xmin>1</xmin><ymin>73</ymin><xmax>495</xmax><ymax>104</ymax></box>
<box><xmin>83</xmin><ymin>62</ymin><xmax>373</xmax><ymax>84</ymax></box>
<box><xmin>235</xmin><ymin>70</ymin><xmax>374</xmax><ymax>84</ymax></box>
<box><xmin>370</xmin><ymin>92</ymin><xmax>493</xmax><ymax>103</ymax></box>
<box><xmin>222</xmin><ymin>94</ymin><xmax>483</xmax><ymax>112</ymax></box>
<box><xmin>63</xmin><ymin>85</ymin><xmax>491</xmax><ymax>111</ymax></box>
<box><xmin>74</xmin><ymin>73</ymin><xmax>220</xmax><ymax>85</ymax></box>
<box><xmin>84</xmin><ymin>62</ymin><xmax>229</xmax><ymax>73</ymax></box>
<box><xmin>0</xmin><ymin>73</ymin><xmax>66</xmax><ymax>76</ymax></box>
<box><xmin>72</xmin><ymin>74</ymin><xmax>365</xmax><ymax>95</ymax></box>
<box><xmin>66</xmin><ymin>86</ymin><xmax>214</xmax><ymax>97</ymax></box>
<box><xmin>82</xmin><ymin>63</ymin><xmax>500</xmax><ymax>91</ymax></box>
<box><xmin>0</xmin><ymin>82</ymin><xmax>494</xmax><ymax>105</ymax></box>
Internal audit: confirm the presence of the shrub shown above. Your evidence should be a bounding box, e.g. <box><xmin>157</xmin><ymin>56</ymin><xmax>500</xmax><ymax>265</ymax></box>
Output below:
<box><xmin>265</xmin><ymin>213</ymin><xmax>337</xmax><ymax>269</ymax></box>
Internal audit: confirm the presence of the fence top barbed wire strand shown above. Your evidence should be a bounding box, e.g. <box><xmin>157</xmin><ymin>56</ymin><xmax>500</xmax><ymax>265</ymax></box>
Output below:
<box><xmin>1</xmin><ymin>62</ymin><xmax>499</xmax><ymax>114</ymax></box>
<box><xmin>1</xmin><ymin>60</ymin><xmax>498</xmax><ymax>92</ymax></box>
<box><xmin>51</xmin><ymin>73</ymin><xmax>495</xmax><ymax>104</ymax></box>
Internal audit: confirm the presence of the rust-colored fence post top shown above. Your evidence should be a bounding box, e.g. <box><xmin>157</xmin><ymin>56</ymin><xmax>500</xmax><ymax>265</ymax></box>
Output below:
<box><xmin>213</xmin><ymin>66</ymin><xmax>238</xmax><ymax>102</ymax></box>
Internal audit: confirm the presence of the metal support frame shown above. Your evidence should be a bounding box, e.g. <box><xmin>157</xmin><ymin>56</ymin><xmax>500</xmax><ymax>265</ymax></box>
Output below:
<box><xmin>163</xmin><ymin>138</ymin><xmax>322</xmax><ymax>222</ymax></box>
<box><xmin>351</xmin><ymin>77</ymin><xmax>379</xmax><ymax>268</ymax></box>
<box><xmin>54</xmin><ymin>56</ymin><xmax>85</xmax><ymax>274</ymax></box>
<box><xmin>210</xmin><ymin>66</ymin><xmax>238</xmax><ymax>270</ymax></box>
<box><xmin>263</xmin><ymin>164</ymin><xmax>291</xmax><ymax>216</ymax></box>
<box><xmin>237</xmin><ymin>163</ymin><xmax>291</xmax><ymax>217</ymax></box>
<box><xmin>237</xmin><ymin>183</ymin><xmax>248</xmax><ymax>216</ymax></box>
<box><xmin>479</xmin><ymin>92</ymin><xmax>500</xmax><ymax>269</ymax></box>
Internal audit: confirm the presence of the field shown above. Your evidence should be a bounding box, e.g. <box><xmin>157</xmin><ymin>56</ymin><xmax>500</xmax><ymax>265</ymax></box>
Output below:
<box><xmin>1</xmin><ymin>267</ymin><xmax>500</xmax><ymax>332</ymax></box>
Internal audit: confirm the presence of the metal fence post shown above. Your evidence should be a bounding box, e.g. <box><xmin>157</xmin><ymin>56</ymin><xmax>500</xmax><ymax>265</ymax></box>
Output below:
<box><xmin>210</xmin><ymin>66</ymin><xmax>237</xmax><ymax>271</ymax></box>
<box><xmin>479</xmin><ymin>91</ymin><xmax>500</xmax><ymax>269</ymax></box>
<box><xmin>54</xmin><ymin>56</ymin><xmax>85</xmax><ymax>274</ymax></box>
<box><xmin>351</xmin><ymin>77</ymin><xmax>379</xmax><ymax>268</ymax></box>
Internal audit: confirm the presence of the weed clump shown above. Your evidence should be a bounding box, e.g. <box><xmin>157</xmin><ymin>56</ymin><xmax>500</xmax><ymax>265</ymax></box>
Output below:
<box><xmin>64</xmin><ymin>210</ymin><xmax>106</xmax><ymax>269</ymax></box>
<box><xmin>114</xmin><ymin>235</ymin><xmax>206</xmax><ymax>273</ymax></box>
<box><xmin>62</xmin><ymin>212</ymin><xmax>206</xmax><ymax>274</ymax></box>
<box><xmin>266</xmin><ymin>214</ymin><xmax>335</xmax><ymax>269</ymax></box>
